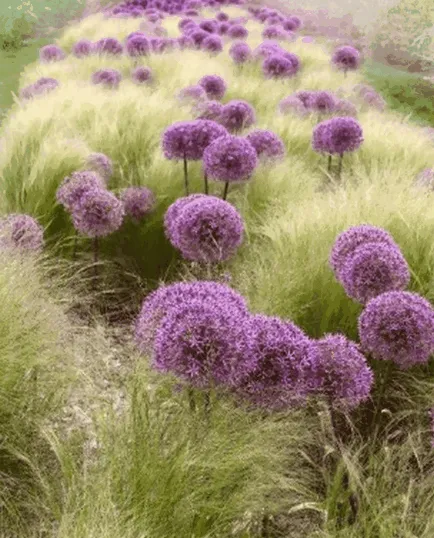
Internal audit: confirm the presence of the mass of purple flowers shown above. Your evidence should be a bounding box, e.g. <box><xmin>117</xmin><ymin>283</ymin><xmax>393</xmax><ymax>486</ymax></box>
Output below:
<box><xmin>121</xmin><ymin>187</ymin><xmax>155</xmax><ymax>221</ymax></box>
<box><xmin>203</xmin><ymin>135</ymin><xmax>258</xmax><ymax>183</ymax></box>
<box><xmin>262</xmin><ymin>54</ymin><xmax>297</xmax><ymax>79</ymax></box>
<box><xmin>39</xmin><ymin>44</ymin><xmax>65</xmax><ymax>63</ymax></box>
<box><xmin>72</xmin><ymin>39</ymin><xmax>94</xmax><ymax>58</ymax></box>
<box><xmin>219</xmin><ymin>100</ymin><xmax>256</xmax><ymax>133</ymax></box>
<box><xmin>0</xmin><ymin>214</ymin><xmax>44</xmax><ymax>252</ymax></box>
<box><xmin>229</xmin><ymin>41</ymin><xmax>252</xmax><ymax>64</ymax></box>
<box><xmin>57</xmin><ymin>171</ymin><xmax>107</xmax><ymax>211</ymax></box>
<box><xmin>71</xmin><ymin>189</ymin><xmax>125</xmax><ymax>238</ymax></box>
<box><xmin>162</xmin><ymin>120</ymin><xmax>227</xmax><ymax>161</ymax></box>
<box><xmin>332</xmin><ymin>46</ymin><xmax>361</xmax><ymax>74</ymax></box>
<box><xmin>245</xmin><ymin>129</ymin><xmax>286</xmax><ymax>161</ymax></box>
<box><xmin>20</xmin><ymin>77</ymin><xmax>60</xmax><ymax>100</ymax></box>
<box><xmin>312</xmin><ymin>116</ymin><xmax>363</xmax><ymax>155</ymax></box>
<box><xmin>91</xmin><ymin>69</ymin><xmax>122</xmax><ymax>89</ymax></box>
<box><xmin>132</xmin><ymin>66</ymin><xmax>154</xmax><ymax>85</ymax></box>
<box><xmin>198</xmin><ymin>75</ymin><xmax>227</xmax><ymax>100</ymax></box>
<box><xmin>94</xmin><ymin>37</ymin><xmax>124</xmax><ymax>55</ymax></box>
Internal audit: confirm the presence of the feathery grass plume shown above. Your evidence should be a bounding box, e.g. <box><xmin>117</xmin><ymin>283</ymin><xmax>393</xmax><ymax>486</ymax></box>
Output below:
<box><xmin>219</xmin><ymin>100</ymin><xmax>256</xmax><ymax>133</ymax></box>
<box><xmin>339</xmin><ymin>241</ymin><xmax>410</xmax><ymax>304</ymax></box>
<box><xmin>262</xmin><ymin>54</ymin><xmax>297</xmax><ymax>79</ymax></box>
<box><xmin>72</xmin><ymin>39</ymin><xmax>94</xmax><ymax>58</ymax></box>
<box><xmin>39</xmin><ymin>44</ymin><xmax>65</xmax><ymax>63</ymax></box>
<box><xmin>125</xmin><ymin>34</ymin><xmax>150</xmax><ymax>56</ymax></box>
<box><xmin>131</xmin><ymin>66</ymin><xmax>154</xmax><ymax>85</ymax></box>
<box><xmin>0</xmin><ymin>214</ymin><xmax>44</xmax><ymax>252</ymax></box>
<box><xmin>198</xmin><ymin>75</ymin><xmax>227</xmax><ymax>100</ymax></box>
<box><xmin>313</xmin><ymin>333</ymin><xmax>373</xmax><ymax>408</ymax></box>
<box><xmin>332</xmin><ymin>45</ymin><xmax>361</xmax><ymax>76</ymax></box>
<box><xmin>94</xmin><ymin>37</ymin><xmax>124</xmax><ymax>55</ymax></box>
<box><xmin>85</xmin><ymin>153</ymin><xmax>113</xmax><ymax>183</ymax></box>
<box><xmin>245</xmin><ymin>129</ymin><xmax>285</xmax><ymax>161</ymax></box>
<box><xmin>134</xmin><ymin>280</ymin><xmax>248</xmax><ymax>355</ymax></box>
<box><xmin>19</xmin><ymin>77</ymin><xmax>60</xmax><ymax>100</ymax></box>
<box><xmin>91</xmin><ymin>69</ymin><xmax>122</xmax><ymax>89</ymax></box>
<box><xmin>227</xmin><ymin>24</ymin><xmax>248</xmax><ymax>39</ymax></box>
<box><xmin>229</xmin><ymin>41</ymin><xmax>252</xmax><ymax>64</ymax></box>
<box><xmin>358</xmin><ymin>291</ymin><xmax>434</xmax><ymax>369</ymax></box>
<box><xmin>167</xmin><ymin>195</ymin><xmax>244</xmax><ymax>263</ymax></box>
<box><xmin>201</xmin><ymin>34</ymin><xmax>223</xmax><ymax>54</ymax></box>
<box><xmin>121</xmin><ymin>187</ymin><xmax>155</xmax><ymax>222</ymax></box>
<box><xmin>57</xmin><ymin>171</ymin><xmax>106</xmax><ymax>212</ymax></box>
<box><xmin>414</xmin><ymin>168</ymin><xmax>434</xmax><ymax>190</ymax></box>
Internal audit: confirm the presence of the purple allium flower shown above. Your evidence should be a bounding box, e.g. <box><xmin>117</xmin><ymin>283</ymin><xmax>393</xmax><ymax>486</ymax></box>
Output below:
<box><xmin>91</xmin><ymin>69</ymin><xmax>122</xmax><ymax>89</ymax></box>
<box><xmin>201</xmin><ymin>34</ymin><xmax>223</xmax><ymax>54</ymax></box>
<box><xmin>94</xmin><ymin>37</ymin><xmax>123</xmax><ymax>55</ymax></box>
<box><xmin>177</xmin><ymin>35</ymin><xmax>195</xmax><ymax>49</ymax></box>
<box><xmin>190</xmin><ymin>29</ymin><xmax>209</xmax><ymax>48</ymax></box>
<box><xmin>20</xmin><ymin>77</ymin><xmax>60</xmax><ymax>100</ymax></box>
<box><xmin>227</xmin><ymin>24</ymin><xmax>248</xmax><ymax>39</ymax></box>
<box><xmin>179</xmin><ymin>17</ymin><xmax>195</xmax><ymax>30</ymax></box>
<box><xmin>153</xmin><ymin>299</ymin><xmax>255</xmax><ymax>388</ymax></box>
<box><xmin>262</xmin><ymin>25</ymin><xmax>288</xmax><ymax>40</ymax></box>
<box><xmin>167</xmin><ymin>195</ymin><xmax>244</xmax><ymax>263</ymax></box>
<box><xmin>72</xmin><ymin>189</ymin><xmax>125</xmax><ymax>238</ymax></box>
<box><xmin>0</xmin><ymin>214</ymin><xmax>44</xmax><ymax>252</ymax></box>
<box><xmin>313</xmin><ymin>334</ymin><xmax>373</xmax><ymax>408</ymax></box>
<box><xmin>199</xmin><ymin>19</ymin><xmax>218</xmax><ymax>33</ymax></box>
<box><xmin>246</xmin><ymin>129</ymin><xmax>285</xmax><ymax>161</ymax></box>
<box><xmin>332</xmin><ymin>45</ymin><xmax>361</xmax><ymax>72</ymax></box>
<box><xmin>334</xmin><ymin>99</ymin><xmax>358</xmax><ymax>117</ymax></box>
<box><xmin>288</xmin><ymin>15</ymin><xmax>302</xmax><ymax>29</ymax></box>
<box><xmin>312</xmin><ymin>116</ymin><xmax>363</xmax><ymax>155</ymax></box>
<box><xmin>194</xmin><ymin>100</ymin><xmax>223</xmax><ymax>121</ymax></box>
<box><xmin>236</xmin><ymin>314</ymin><xmax>320</xmax><ymax>409</ymax></box>
<box><xmin>72</xmin><ymin>39</ymin><xmax>94</xmax><ymax>58</ymax></box>
<box><xmin>203</xmin><ymin>135</ymin><xmax>258</xmax><ymax>183</ymax></box>
<box><xmin>86</xmin><ymin>153</ymin><xmax>113</xmax><ymax>182</ymax></box>
<box><xmin>132</xmin><ymin>66</ymin><xmax>154</xmax><ymax>85</ymax></box>
<box><xmin>185</xmin><ymin>9</ymin><xmax>199</xmax><ymax>16</ymax></box>
<box><xmin>415</xmin><ymin>168</ymin><xmax>434</xmax><ymax>190</ymax></box>
<box><xmin>219</xmin><ymin>100</ymin><xmax>256</xmax><ymax>133</ymax></box>
<box><xmin>278</xmin><ymin>95</ymin><xmax>308</xmax><ymax>116</ymax></box>
<box><xmin>121</xmin><ymin>186</ymin><xmax>155</xmax><ymax>221</ymax></box>
<box><xmin>339</xmin><ymin>242</ymin><xmax>410</xmax><ymax>304</ymax></box>
<box><xmin>216</xmin><ymin>11</ymin><xmax>229</xmax><ymax>21</ymax></box>
<box><xmin>198</xmin><ymin>75</ymin><xmax>226</xmax><ymax>100</ymax></box>
<box><xmin>262</xmin><ymin>54</ymin><xmax>297</xmax><ymax>78</ymax></box>
<box><xmin>307</xmin><ymin>90</ymin><xmax>336</xmax><ymax>113</ymax></box>
<box><xmin>330</xmin><ymin>224</ymin><xmax>396</xmax><ymax>279</ymax></box>
<box><xmin>282</xmin><ymin>18</ymin><xmax>298</xmax><ymax>31</ymax></box>
<box><xmin>134</xmin><ymin>280</ymin><xmax>249</xmax><ymax>354</ymax></box>
<box><xmin>39</xmin><ymin>44</ymin><xmax>65</xmax><ymax>63</ymax></box>
<box><xmin>125</xmin><ymin>34</ymin><xmax>150</xmax><ymax>56</ymax></box>
<box><xmin>164</xmin><ymin>194</ymin><xmax>208</xmax><ymax>241</ymax></box>
<box><xmin>282</xmin><ymin>51</ymin><xmax>300</xmax><ymax>69</ymax></box>
<box><xmin>217</xmin><ymin>22</ymin><xmax>230</xmax><ymax>35</ymax></box>
<box><xmin>178</xmin><ymin>84</ymin><xmax>208</xmax><ymax>103</ymax></box>
<box><xmin>229</xmin><ymin>41</ymin><xmax>252</xmax><ymax>64</ymax></box>
<box><xmin>57</xmin><ymin>170</ymin><xmax>106</xmax><ymax>211</ymax></box>
<box><xmin>358</xmin><ymin>291</ymin><xmax>434</xmax><ymax>369</ymax></box>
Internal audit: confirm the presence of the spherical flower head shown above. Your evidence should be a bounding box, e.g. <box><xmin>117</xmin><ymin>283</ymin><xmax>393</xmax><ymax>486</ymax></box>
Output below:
<box><xmin>339</xmin><ymin>241</ymin><xmax>410</xmax><ymax>304</ymax></box>
<box><xmin>39</xmin><ymin>44</ymin><xmax>65</xmax><ymax>63</ymax></box>
<box><xmin>179</xmin><ymin>17</ymin><xmax>195</xmax><ymax>30</ymax></box>
<box><xmin>164</xmin><ymin>194</ymin><xmax>208</xmax><ymax>241</ymax></box>
<box><xmin>307</xmin><ymin>91</ymin><xmax>336</xmax><ymax>113</ymax></box>
<box><xmin>199</xmin><ymin>19</ymin><xmax>218</xmax><ymax>33</ymax></box>
<box><xmin>216</xmin><ymin>11</ymin><xmax>229</xmax><ymax>21</ymax></box>
<box><xmin>169</xmin><ymin>195</ymin><xmax>244</xmax><ymax>263</ymax></box>
<box><xmin>330</xmin><ymin>224</ymin><xmax>396</xmax><ymax>278</ymax></box>
<box><xmin>282</xmin><ymin>18</ymin><xmax>297</xmax><ymax>31</ymax></box>
<box><xmin>190</xmin><ymin>29</ymin><xmax>209</xmax><ymax>48</ymax></box>
<box><xmin>86</xmin><ymin>153</ymin><xmax>113</xmax><ymax>182</ymax></box>
<box><xmin>132</xmin><ymin>66</ymin><xmax>154</xmax><ymax>85</ymax></box>
<box><xmin>312</xmin><ymin>121</ymin><xmax>332</xmax><ymax>153</ymax></box>
<box><xmin>278</xmin><ymin>95</ymin><xmax>308</xmax><ymax>116</ymax></box>
<box><xmin>201</xmin><ymin>34</ymin><xmax>223</xmax><ymax>54</ymax></box>
<box><xmin>263</xmin><ymin>54</ymin><xmax>297</xmax><ymax>79</ymax></box>
<box><xmin>228</xmin><ymin>24</ymin><xmax>248</xmax><ymax>39</ymax></box>
<box><xmin>91</xmin><ymin>69</ymin><xmax>122</xmax><ymax>89</ymax></box>
<box><xmin>72</xmin><ymin>189</ymin><xmax>125</xmax><ymax>238</ymax></box>
<box><xmin>332</xmin><ymin>45</ymin><xmax>361</xmax><ymax>72</ymax></box>
<box><xmin>57</xmin><ymin>170</ymin><xmax>106</xmax><ymax>211</ymax></box>
<box><xmin>72</xmin><ymin>39</ymin><xmax>94</xmax><ymax>58</ymax></box>
<box><xmin>184</xmin><ymin>9</ymin><xmax>199</xmax><ymax>16</ymax></box>
<box><xmin>95</xmin><ymin>37</ymin><xmax>123</xmax><ymax>55</ymax></box>
<box><xmin>177</xmin><ymin>35</ymin><xmax>195</xmax><ymax>50</ymax></box>
<box><xmin>219</xmin><ymin>100</ymin><xmax>256</xmax><ymax>133</ymax></box>
<box><xmin>217</xmin><ymin>22</ymin><xmax>230</xmax><ymax>35</ymax></box>
<box><xmin>134</xmin><ymin>280</ymin><xmax>249</xmax><ymax>355</ymax></box>
<box><xmin>198</xmin><ymin>75</ymin><xmax>226</xmax><ymax>100</ymax></box>
<box><xmin>254</xmin><ymin>40</ymin><xmax>282</xmax><ymax>60</ymax></box>
<box><xmin>153</xmin><ymin>299</ymin><xmax>255</xmax><ymax>388</ymax></box>
<box><xmin>125</xmin><ymin>34</ymin><xmax>150</xmax><ymax>56</ymax></box>
<box><xmin>178</xmin><ymin>84</ymin><xmax>207</xmax><ymax>104</ymax></box>
<box><xmin>236</xmin><ymin>314</ymin><xmax>321</xmax><ymax>410</ymax></box>
<box><xmin>246</xmin><ymin>129</ymin><xmax>285</xmax><ymax>161</ymax></box>
<box><xmin>20</xmin><ymin>77</ymin><xmax>59</xmax><ymax>100</ymax></box>
<box><xmin>334</xmin><ymin>99</ymin><xmax>358</xmax><ymax>117</ymax></box>
<box><xmin>289</xmin><ymin>15</ymin><xmax>302</xmax><ymax>29</ymax></box>
<box><xmin>203</xmin><ymin>135</ymin><xmax>258</xmax><ymax>183</ymax></box>
<box><xmin>313</xmin><ymin>116</ymin><xmax>363</xmax><ymax>155</ymax></box>
<box><xmin>282</xmin><ymin>51</ymin><xmax>300</xmax><ymax>69</ymax></box>
<box><xmin>194</xmin><ymin>100</ymin><xmax>223</xmax><ymax>121</ymax></box>
<box><xmin>358</xmin><ymin>291</ymin><xmax>434</xmax><ymax>369</ymax></box>
<box><xmin>415</xmin><ymin>168</ymin><xmax>434</xmax><ymax>190</ymax></box>
<box><xmin>229</xmin><ymin>41</ymin><xmax>252</xmax><ymax>64</ymax></box>
<box><xmin>0</xmin><ymin>214</ymin><xmax>44</xmax><ymax>252</ymax></box>
<box><xmin>313</xmin><ymin>334</ymin><xmax>373</xmax><ymax>408</ymax></box>
<box><xmin>262</xmin><ymin>25</ymin><xmax>288</xmax><ymax>40</ymax></box>
<box><xmin>121</xmin><ymin>186</ymin><xmax>155</xmax><ymax>221</ymax></box>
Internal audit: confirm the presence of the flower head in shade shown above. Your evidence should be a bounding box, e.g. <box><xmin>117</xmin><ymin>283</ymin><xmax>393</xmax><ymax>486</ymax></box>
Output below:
<box><xmin>289</xmin><ymin>15</ymin><xmax>302</xmax><ymax>29</ymax></box>
<box><xmin>415</xmin><ymin>168</ymin><xmax>434</xmax><ymax>190</ymax></box>
<box><xmin>177</xmin><ymin>35</ymin><xmax>195</xmax><ymax>49</ymax></box>
<box><xmin>125</xmin><ymin>34</ymin><xmax>150</xmax><ymax>56</ymax></box>
<box><xmin>201</xmin><ymin>34</ymin><xmax>223</xmax><ymax>54</ymax></box>
<box><xmin>216</xmin><ymin>11</ymin><xmax>229</xmax><ymax>21</ymax></box>
<box><xmin>236</xmin><ymin>314</ymin><xmax>320</xmax><ymax>410</ymax></box>
<box><xmin>203</xmin><ymin>135</ymin><xmax>258</xmax><ymax>183</ymax></box>
<box><xmin>199</xmin><ymin>19</ymin><xmax>218</xmax><ymax>33</ymax></box>
<box><xmin>194</xmin><ymin>100</ymin><xmax>223</xmax><ymax>121</ymax></box>
<box><xmin>57</xmin><ymin>170</ymin><xmax>106</xmax><ymax>211</ymax></box>
<box><xmin>339</xmin><ymin>242</ymin><xmax>410</xmax><ymax>304</ymax></box>
<box><xmin>332</xmin><ymin>45</ymin><xmax>361</xmax><ymax>72</ymax></box>
<box><xmin>153</xmin><ymin>299</ymin><xmax>255</xmax><ymax>388</ymax></box>
<box><xmin>358</xmin><ymin>291</ymin><xmax>434</xmax><ymax>369</ymax></box>
<box><xmin>278</xmin><ymin>95</ymin><xmax>308</xmax><ymax>116</ymax></box>
<box><xmin>312</xmin><ymin>116</ymin><xmax>363</xmax><ymax>155</ymax></box>
<box><xmin>262</xmin><ymin>54</ymin><xmax>297</xmax><ymax>78</ymax></box>
<box><xmin>312</xmin><ymin>121</ymin><xmax>331</xmax><ymax>153</ymax></box>
<box><xmin>121</xmin><ymin>186</ymin><xmax>155</xmax><ymax>221</ymax></box>
<box><xmin>330</xmin><ymin>224</ymin><xmax>396</xmax><ymax>279</ymax></box>
<box><xmin>39</xmin><ymin>44</ymin><xmax>65</xmax><ymax>62</ymax></box>
<box><xmin>179</xmin><ymin>17</ymin><xmax>195</xmax><ymax>30</ymax></box>
<box><xmin>334</xmin><ymin>99</ymin><xmax>358</xmax><ymax>117</ymax></box>
<box><xmin>219</xmin><ymin>100</ymin><xmax>256</xmax><ymax>133</ymax></box>
<box><xmin>190</xmin><ymin>29</ymin><xmax>209</xmax><ymax>48</ymax></box>
<box><xmin>282</xmin><ymin>18</ymin><xmax>298</xmax><ymax>31</ymax></box>
<box><xmin>228</xmin><ymin>24</ymin><xmax>248</xmax><ymax>39</ymax></box>
<box><xmin>229</xmin><ymin>41</ymin><xmax>252</xmax><ymax>64</ymax></box>
<box><xmin>94</xmin><ymin>37</ymin><xmax>123</xmax><ymax>55</ymax></box>
<box><xmin>86</xmin><ymin>153</ymin><xmax>113</xmax><ymax>182</ymax></box>
<box><xmin>254</xmin><ymin>40</ymin><xmax>282</xmax><ymax>59</ymax></box>
<box><xmin>20</xmin><ymin>77</ymin><xmax>59</xmax><ymax>100</ymax></box>
<box><xmin>307</xmin><ymin>90</ymin><xmax>336</xmax><ymax>113</ymax></box>
<box><xmin>72</xmin><ymin>39</ymin><xmax>93</xmax><ymax>58</ymax></box>
<box><xmin>198</xmin><ymin>75</ymin><xmax>226</xmax><ymax>100</ymax></box>
<box><xmin>72</xmin><ymin>189</ymin><xmax>124</xmax><ymax>238</ymax></box>
<box><xmin>167</xmin><ymin>195</ymin><xmax>244</xmax><ymax>263</ymax></box>
<box><xmin>164</xmin><ymin>194</ymin><xmax>208</xmax><ymax>241</ymax></box>
<box><xmin>91</xmin><ymin>69</ymin><xmax>122</xmax><ymax>89</ymax></box>
<box><xmin>217</xmin><ymin>22</ymin><xmax>230</xmax><ymax>35</ymax></box>
<box><xmin>313</xmin><ymin>334</ymin><xmax>373</xmax><ymax>408</ymax></box>
<box><xmin>0</xmin><ymin>214</ymin><xmax>44</xmax><ymax>252</ymax></box>
<box><xmin>178</xmin><ymin>84</ymin><xmax>207</xmax><ymax>103</ymax></box>
<box><xmin>132</xmin><ymin>66</ymin><xmax>154</xmax><ymax>85</ymax></box>
<box><xmin>246</xmin><ymin>129</ymin><xmax>285</xmax><ymax>161</ymax></box>
<box><xmin>134</xmin><ymin>280</ymin><xmax>249</xmax><ymax>354</ymax></box>
<box><xmin>262</xmin><ymin>25</ymin><xmax>288</xmax><ymax>40</ymax></box>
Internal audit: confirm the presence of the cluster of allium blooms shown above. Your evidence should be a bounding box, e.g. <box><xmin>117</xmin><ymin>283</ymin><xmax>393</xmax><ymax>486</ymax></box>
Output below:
<box><xmin>85</xmin><ymin>153</ymin><xmax>113</xmax><ymax>183</ymax></box>
<box><xmin>0</xmin><ymin>214</ymin><xmax>44</xmax><ymax>252</ymax></box>
<box><xmin>332</xmin><ymin>45</ymin><xmax>361</xmax><ymax>74</ymax></box>
<box><xmin>178</xmin><ymin>84</ymin><xmax>208</xmax><ymax>103</ymax></box>
<box><xmin>121</xmin><ymin>187</ymin><xmax>155</xmax><ymax>222</ymax></box>
<box><xmin>39</xmin><ymin>44</ymin><xmax>65</xmax><ymax>63</ymax></box>
<box><xmin>262</xmin><ymin>25</ymin><xmax>291</xmax><ymax>40</ymax></box>
<box><xmin>229</xmin><ymin>41</ymin><xmax>252</xmax><ymax>64</ymax></box>
<box><xmin>72</xmin><ymin>39</ymin><xmax>94</xmax><ymax>58</ymax></box>
<box><xmin>278</xmin><ymin>95</ymin><xmax>308</xmax><ymax>116</ymax></box>
<box><xmin>134</xmin><ymin>279</ymin><xmax>248</xmax><ymax>354</ymax></box>
<box><xmin>125</xmin><ymin>33</ymin><xmax>150</xmax><ymax>56</ymax></box>
<box><xmin>20</xmin><ymin>77</ymin><xmax>60</xmax><ymax>100</ymax></box>
<box><xmin>414</xmin><ymin>168</ymin><xmax>434</xmax><ymax>190</ymax></box>
<box><xmin>245</xmin><ymin>129</ymin><xmax>285</xmax><ymax>161</ymax></box>
<box><xmin>201</xmin><ymin>34</ymin><xmax>223</xmax><ymax>54</ymax></box>
<box><xmin>109</xmin><ymin>0</ymin><xmax>244</xmax><ymax>17</ymax></box>
<box><xmin>358</xmin><ymin>291</ymin><xmax>434</xmax><ymax>369</ymax></box>
<box><xmin>312</xmin><ymin>116</ymin><xmax>363</xmax><ymax>155</ymax></box>
<box><xmin>132</xmin><ymin>66</ymin><xmax>154</xmax><ymax>85</ymax></box>
<box><xmin>57</xmin><ymin>171</ymin><xmax>106</xmax><ymax>211</ymax></box>
<box><xmin>278</xmin><ymin>90</ymin><xmax>353</xmax><ymax>117</ymax></box>
<box><xmin>94</xmin><ymin>37</ymin><xmax>124</xmax><ymax>55</ymax></box>
<box><xmin>262</xmin><ymin>53</ymin><xmax>298</xmax><ymax>79</ymax></box>
<box><xmin>194</xmin><ymin>100</ymin><xmax>223</xmax><ymax>122</ymax></box>
<box><xmin>218</xmin><ymin>100</ymin><xmax>256</xmax><ymax>133</ymax></box>
<box><xmin>313</xmin><ymin>334</ymin><xmax>373</xmax><ymax>408</ymax></box>
<box><xmin>227</xmin><ymin>24</ymin><xmax>248</xmax><ymax>39</ymax></box>
<box><xmin>164</xmin><ymin>194</ymin><xmax>207</xmax><ymax>240</ymax></box>
<box><xmin>254</xmin><ymin>40</ymin><xmax>283</xmax><ymax>59</ymax></box>
<box><xmin>165</xmin><ymin>195</ymin><xmax>244</xmax><ymax>263</ymax></box>
<box><xmin>91</xmin><ymin>69</ymin><xmax>122</xmax><ymax>89</ymax></box>
<box><xmin>198</xmin><ymin>75</ymin><xmax>227</xmax><ymax>100</ymax></box>
<box><xmin>71</xmin><ymin>189</ymin><xmax>125</xmax><ymax>238</ymax></box>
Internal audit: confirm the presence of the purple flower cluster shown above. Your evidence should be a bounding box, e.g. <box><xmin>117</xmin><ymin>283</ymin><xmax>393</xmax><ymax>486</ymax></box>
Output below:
<box><xmin>91</xmin><ymin>69</ymin><xmax>122</xmax><ymax>89</ymax></box>
<box><xmin>312</xmin><ymin>116</ymin><xmax>363</xmax><ymax>155</ymax></box>
<box><xmin>94</xmin><ymin>37</ymin><xmax>124</xmax><ymax>55</ymax></box>
<box><xmin>132</xmin><ymin>66</ymin><xmax>154</xmax><ymax>85</ymax></box>
<box><xmin>20</xmin><ymin>77</ymin><xmax>60</xmax><ymax>100</ymax></box>
<box><xmin>279</xmin><ymin>90</ymin><xmax>352</xmax><ymax>117</ymax></box>
<box><xmin>85</xmin><ymin>153</ymin><xmax>113</xmax><ymax>182</ymax></box>
<box><xmin>219</xmin><ymin>100</ymin><xmax>256</xmax><ymax>133</ymax></box>
<box><xmin>332</xmin><ymin>46</ymin><xmax>361</xmax><ymax>73</ymax></box>
<box><xmin>121</xmin><ymin>186</ymin><xmax>155</xmax><ymax>221</ymax></box>
<box><xmin>72</xmin><ymin>39</ymin><xmax>94</xmax><ymax>58</ymax></box>
<box><xmin>201</xmin><ymin>34</ymin><xmax>223</xmax><ymax>54</ymax></box>
<box><xmin>229</xmin><ymin>41</ymin><xmax>252</xmax><ymax>64</ymax></box>
<box><xmin>57</xmin><ymin>171</ymin><xmax>106</xmax><ymax>211</ymax></box>
<box><xmin>198</xmin><ymin>75</ymin><xmax>227</xmax><ymax>100</ymax></box>
<box><xmin>125</xmin><ymin>33</ymin><xmax>150</xmax><ymax>56</ymax></box>
<box><xmin>262</xmin><ymin>53</ymin><xmax>298</xmax><ymax>79</ymax></box>
<box><xmin>194</xmin><ymin>100</ymin><xmax>224</xmax><ymax>121</ymax></box>
<box><xmin>227</xmin><ymin>24</ymin><xmax>248</xmax><ymax>39</ymax></box>
<box><xmin>245</xmin><ymin>129</ymin><xmax>285</xmax><ymax>161</ymax></box>
<box><xmin>108</xmin><ymin>0</ymin><xmax>244</xmax><ymax>18</ymax></box>
<box><xmin>178</xmin><ymin>84</ymin><xmax>208</xmax><ymax>103</ymax></box>
<box><xmin>39</xmin><ymin>44</ymin><xmax>65</xmax><ymax>63</ymax></box>
<box><xmin>0</xmin><ymin>214</ymin><xmax>44</xmax><ymax>252</ymax></box>
<box><xmin>203</xmin><ymin>135</ymin><xmax>258</xmax><ymax>183</ymax></box>
<box><xmin>71</xmin><ymin>189</ymin><xmax>125</xmax><ymax>238</ymax></box>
